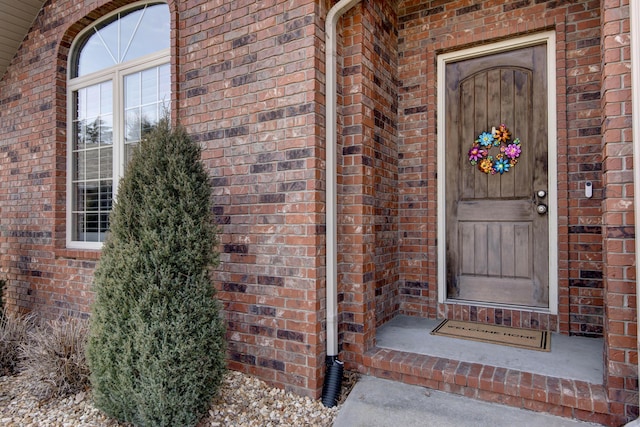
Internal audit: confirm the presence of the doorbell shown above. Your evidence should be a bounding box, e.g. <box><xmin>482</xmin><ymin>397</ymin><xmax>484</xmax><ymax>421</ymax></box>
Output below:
<box><xmin>585</xmin><ymin>181</ymin><xmax>593</xmax><ymax>198</ymax></box>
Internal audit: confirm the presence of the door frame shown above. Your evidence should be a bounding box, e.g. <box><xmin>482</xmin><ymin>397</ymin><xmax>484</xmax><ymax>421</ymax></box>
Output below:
<box><xmin>436</xmin><ymin>31</ymin><xmax>558</xmax><ymax>314</ymax></box>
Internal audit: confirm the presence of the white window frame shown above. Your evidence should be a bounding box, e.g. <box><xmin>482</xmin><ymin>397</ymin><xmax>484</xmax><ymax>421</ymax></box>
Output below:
<box><xmin>66</xmin><ymin>2</ymin><xmax>170</xmax><ymax>249</ymax></box>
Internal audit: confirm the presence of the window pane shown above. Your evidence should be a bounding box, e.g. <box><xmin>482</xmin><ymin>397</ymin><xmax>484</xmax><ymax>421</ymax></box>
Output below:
<box><xmin>124</xmin><ymin>63</ymin><xmax>170</xmax><ymax>144</ymax></box>
<box><xmin>87</xmin><ymin>150</ymin><xmax>101</xmax><ymax>180</ymax></box>
<box><xmin>95</xmin><ymin>20</ymin><xmax>119</xmax><ymax>63</ymax></box>
<box><xmin>76</xmin><ymin>35</ymin><xmax>116</xmax><ymax>76</ymax></box>
<box><xmin>85</xmin><ymin>119</ymin><xmax>100</xmax><ymax>147</ymax></box>
<box><xmin>85</xmin><ymin>213</ymin><xmax>99</xmax><ymax>238</ymax></box>
<box><xmin>100</xmin><ymin>114</ymin><xmax>113</xmax><ymax>145</ymax></box>
<box><xmin>72</xmin><ymin>79</ymin><xmax>115</xmax><ymax>243</ymax></box>
<box><xmin>122</xmin><ymin>4</ymin><xmax>170</xmax><ymax>63</ymax></box>
<box><xmin>73</xmin><ymin>119</ymin><xmax>85</xmax><ymax>151</ymax></box>
<box><xmin>141</xmin><ymin>68</ymin><xmax>158</xmax><ymax>105</ymax></box>
<box><xmin>74</xmin><ymin>3</ymin><xmax>169</xmax><ymax>77</ymax></box>
<box><xmin>100</xmin><ymin>181</ymin><xmax>113</xmax><ymax>212</ymax></box>
<box><xmin>158</xmin><ymin>63</ymin><xmax>170</xmax><ymax>105</ymax></box>
<box><xmin>72</xmin><ymin>180</ymin><xmax>112</xmax><ymax>242</ymax></box>
<box><xmin>100</xmin><ymin>84</ymin><xmax>113</xmax><ymax>113</ymax></box>
<box><xmin>125</xmin><ymin>74</ymin><xmax>141</xmax><ymax>108</ymax></box>
<box><xmin>73</xmin><ymin>212</ymin><xmax>85</xmax><ymax>241</ymax></box>
<box><xmin>85</xmin><ymin>85</ymin><xmax>100</xmax><ymax>118</ymax></box>
<box><xmin>141</xmin><ymin>105</ymin><xmax>157</xmax><ymax>134</ymax></box>
<box><xmin>125</xmin><ymin>143</ymin><xmax>137</xmax><ymax>165</ymax></box>
<box><xmin>74</xmin><ymin>150</ymin><xmax>86</xmax><ymax>181</ymax></box>
<box><xmin>85</xmin><ymin>182</ymin><xmax>99</xmax><ymax>212</ymax></box>
<box><xmin>100</xmin><ymin>147</ymin><xmax>113</xmax><ymax>179</ymax></box>
<box><xmin>125</xmin><ymin>108</ymin><xmax>142</xmax><ymax>143</ymax></box>
<box><xmin>75</xmin><ymin>185</ymin><xmax>85</xmax><ymax>212</ymax></box>
<box><xmin>76</xmin><ymin>89</ymin><xmax>86</xmax><ymax>122</ymax></box>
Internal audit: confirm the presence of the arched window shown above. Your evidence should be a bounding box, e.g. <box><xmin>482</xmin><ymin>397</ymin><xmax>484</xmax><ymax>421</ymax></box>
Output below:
<box><xmin>67</xmin><ymin>2</ymin><xmax>170</xmax><ymax>247</ymax></box>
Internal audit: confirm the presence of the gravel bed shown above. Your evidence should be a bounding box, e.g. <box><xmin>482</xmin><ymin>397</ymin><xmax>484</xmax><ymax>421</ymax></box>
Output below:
<box><xmin>0</xmin><ymin>370</ymin><xmax>343</xmax><ymax>426</ymax></box>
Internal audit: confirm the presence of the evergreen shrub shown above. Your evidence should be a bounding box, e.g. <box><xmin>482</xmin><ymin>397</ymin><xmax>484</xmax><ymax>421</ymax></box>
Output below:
<box><xmin>86</xmin><ymin>119</ymin><xmax>226</xmax><ymax>426</ymax></box>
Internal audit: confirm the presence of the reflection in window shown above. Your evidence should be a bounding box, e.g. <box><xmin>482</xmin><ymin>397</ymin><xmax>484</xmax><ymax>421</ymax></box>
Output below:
<box><xmin>68</xmin><ymin>3</ymin><xmax>170</xmax><ymax>246</ymax></box>
<box><xmin>124</xmin><ymin>64</ymin><xmax>170</xmax><ymax>163</ymax></box>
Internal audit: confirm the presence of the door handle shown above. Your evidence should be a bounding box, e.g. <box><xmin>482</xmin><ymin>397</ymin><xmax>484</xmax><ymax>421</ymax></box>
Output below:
<box><xmin>535</xmin><ymin>190</ymin><xmax>547</xmax><ymax>215</ymax></box>
<box><xmin>536</xmin><ymin>204</ymin><xmax>548</xmax><ymax>215</ymax></box>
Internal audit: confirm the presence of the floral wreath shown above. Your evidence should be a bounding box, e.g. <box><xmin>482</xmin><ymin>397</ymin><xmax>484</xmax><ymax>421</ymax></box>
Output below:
<box><xmin>468</xmin><ymin>124</ymin><xmax>522</xmax><ymax>174</ymax></box>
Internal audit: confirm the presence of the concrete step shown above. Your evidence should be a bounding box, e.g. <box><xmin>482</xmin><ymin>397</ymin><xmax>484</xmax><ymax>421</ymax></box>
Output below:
<box><xmin>353</xmin><ymin>316</ymin><xmax>618</xmax><ymax>425</ymax></box>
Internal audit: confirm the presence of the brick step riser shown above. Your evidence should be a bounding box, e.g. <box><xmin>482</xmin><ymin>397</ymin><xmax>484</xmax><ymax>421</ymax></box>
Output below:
<box><xmin>360</xmin><ymin>348</ymin><xmax>620</xmax><ymax>427</ymax></box>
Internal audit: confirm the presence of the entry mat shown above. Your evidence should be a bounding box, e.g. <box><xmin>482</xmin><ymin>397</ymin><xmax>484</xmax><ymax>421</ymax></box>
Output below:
<box><xmin>431</xmin><ymin>319</ymin><xmax>551</xmax><ymax>352</ymax></box>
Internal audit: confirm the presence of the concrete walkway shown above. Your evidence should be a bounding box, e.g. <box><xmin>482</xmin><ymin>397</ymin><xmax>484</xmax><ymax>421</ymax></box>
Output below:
<box><xmin>334</xmin><ymin>375</ymin><xmax>603</xmax><ymax>427</ymax></box>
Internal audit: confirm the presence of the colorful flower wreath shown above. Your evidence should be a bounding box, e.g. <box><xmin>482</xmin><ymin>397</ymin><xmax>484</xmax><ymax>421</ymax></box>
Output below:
<box><xmin>468</xmin><ymin>124</ymin><xmax>522</xmax><ymax>175</ymax></box>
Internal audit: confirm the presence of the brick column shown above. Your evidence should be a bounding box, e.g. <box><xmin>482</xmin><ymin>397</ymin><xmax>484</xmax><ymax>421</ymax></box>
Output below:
<box><xmin>600</xmin><ymin>0</ymin><xmax>638</xmax><ymax>421</ymax></box>
<box><xmin>337</xmin><ymin>3</ymin><xmax>378</xmax><ymax>367</ymax></box>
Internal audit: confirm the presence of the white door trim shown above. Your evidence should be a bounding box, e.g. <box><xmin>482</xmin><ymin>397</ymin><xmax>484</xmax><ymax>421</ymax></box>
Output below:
<box><xmin>436</xmin><ymin>31</ymin><xmax>558</xmax><ymax>314</ymax></box>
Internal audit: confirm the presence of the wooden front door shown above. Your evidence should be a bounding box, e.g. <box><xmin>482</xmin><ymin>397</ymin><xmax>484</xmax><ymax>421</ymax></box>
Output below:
<box><xmin>444</xmin><ymin>44</ymin><xmax>549</xmax><ymax>308</ymax></box>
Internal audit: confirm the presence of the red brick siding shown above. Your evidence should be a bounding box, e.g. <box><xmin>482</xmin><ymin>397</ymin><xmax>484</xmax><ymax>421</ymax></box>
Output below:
<box><xmin>565</xmin><ymin>0</ymin><xmax>606</xmax><ymax>338</ymax></box>
<box><xmin>336</xmin><ymin>4</ymin><xmax>377</xmax><ymax>367</ymax></box>
<box><xmin>600</xmin><ymin>0</ymin><xmax>637</xmax><ymax>420</ymax></box>
<box><xmin>336</xmin><ymin>0</ymin><xmax>400</xmax><ymax>367</ymax></box>
<box><xmin>0</xmin><ymin>0</ymin><xmax>329</xmax><ymax>398</ymax></box>
<box><xmin>396</xmin><ymin>1</ymin><xmax>434</xmax><ymax>319</ymax></box>
<box><xmin>177</xmin><ymin>0</ymin><xmax>327</xmax><ymax>397</ymax></box>
<box><xmin>368</xmin><ymin>2</ymin><xmax>400</xmax><ymax>328</ymax></box>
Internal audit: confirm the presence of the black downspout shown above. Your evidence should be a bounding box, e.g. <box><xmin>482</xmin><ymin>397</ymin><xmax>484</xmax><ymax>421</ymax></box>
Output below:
<box><xmin>321</xmin><ymin>355</ymin><xmax>344</xmax><ymax>407</ymax></box>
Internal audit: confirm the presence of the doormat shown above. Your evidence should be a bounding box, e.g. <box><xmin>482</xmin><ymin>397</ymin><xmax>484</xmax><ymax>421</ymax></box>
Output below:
<box><xmin>431</xmin><ymin>319</ymin><xmax>551</xmax><ymax>352</ymax></box>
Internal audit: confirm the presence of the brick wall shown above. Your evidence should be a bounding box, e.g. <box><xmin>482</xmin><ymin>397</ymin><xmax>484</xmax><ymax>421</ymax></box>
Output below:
<box><xmin>370</xmin><ymin>2</ymin><xmax>400</xmax><ymax>329</ymax></box>
<box><xmin>336</xmin><ymin>0</ymin><xmax>400</xmax><ymax>367</ymax></box>
<box><xmin>600</xmin><ymin>0</ymin><xmax>637</xmax><ymax>420</ymax></box>
<box><xmin>565</xmin><ymin>0</ymin><xmax>606</xmax><ymax>338</ymax></box>
<box><xmin>176</xmin><ymin>0</ymin><xmax>328</xmax><ymax>397</ymax></box>
<box><xmin>336</xmin><ymin>3</ymin><xmax>378</xmax><ymax>367</ymax></box>
<box><xmin>0</xmin><ymin>0</ymin><xmax>330</xmax><ymax>398</ymax></box>
<box><xmin>339</xmin><ymin>1</ymin><xmax>400</xmax><ymax>328</ymax></box>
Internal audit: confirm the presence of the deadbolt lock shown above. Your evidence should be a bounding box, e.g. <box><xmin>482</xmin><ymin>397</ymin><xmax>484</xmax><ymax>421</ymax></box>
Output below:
<box><xmin>537</xmin><ymin>190</ymin><xmax>547</xmax><ymax>198</ymax></box>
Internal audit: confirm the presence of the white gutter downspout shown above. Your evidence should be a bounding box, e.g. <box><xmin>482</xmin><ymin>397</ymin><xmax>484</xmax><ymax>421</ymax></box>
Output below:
<box><xmin>325</xmin><ymin>0</ymin><xmax>360</xmax><ymax>359</ymax></box>
<box><xmin>321</xmin><ymin>0</ymin><xmax>360</xmax><ymax>408</ymax></box>
<box><xmin>630</xmin><ymin>0</ymin><xmax>640</xmax><ymax>418</ymax></box>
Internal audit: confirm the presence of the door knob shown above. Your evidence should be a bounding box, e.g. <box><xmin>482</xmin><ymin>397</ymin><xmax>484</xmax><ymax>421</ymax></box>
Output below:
<box><xmin>536</xmin><ymin>204</ymin><xmax>548</xmax><ymax>215</ymax></box>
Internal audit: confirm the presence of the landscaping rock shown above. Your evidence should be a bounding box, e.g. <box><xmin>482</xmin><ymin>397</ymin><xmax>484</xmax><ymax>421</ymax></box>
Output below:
<box><xmin>0</xmin><ymin>371</ymin><xmax>338</xmax><ymax>426</ymax></box>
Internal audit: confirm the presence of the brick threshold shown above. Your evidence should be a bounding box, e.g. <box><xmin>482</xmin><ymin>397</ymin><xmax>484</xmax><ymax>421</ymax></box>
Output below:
<box><xmin>361</xmin><ymin>346</ymin><xmax>620</xmax><ymax>426</ymax></box>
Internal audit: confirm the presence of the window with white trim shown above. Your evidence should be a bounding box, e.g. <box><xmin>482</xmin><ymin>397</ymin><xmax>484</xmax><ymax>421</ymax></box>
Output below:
<box><xmin>67</xmin><ymin>2</ymin><xmax>170</xmax><ymax>248</ymax></box>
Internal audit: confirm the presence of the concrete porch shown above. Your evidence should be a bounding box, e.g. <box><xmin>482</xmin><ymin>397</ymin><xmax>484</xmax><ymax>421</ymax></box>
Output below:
<box><xmin>359</xmin><ymin>315</ymin><xmax>617</xmax><ymax>426</ymax></box>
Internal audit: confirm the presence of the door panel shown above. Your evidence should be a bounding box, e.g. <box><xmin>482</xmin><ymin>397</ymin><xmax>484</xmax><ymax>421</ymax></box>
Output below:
<box><xmin>445</xmin><ymin>44</ymin><xmax>549</xmax><ymax>308</ymax></box>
